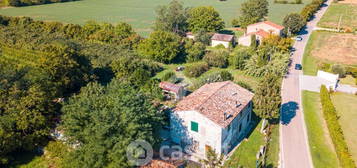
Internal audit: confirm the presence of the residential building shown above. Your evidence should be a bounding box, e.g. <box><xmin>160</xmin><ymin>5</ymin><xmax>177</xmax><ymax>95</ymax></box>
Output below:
<box><xmin>211</xmin><ymin>33</ymin><xmax>235</xmax><ymax>48</ymax></box>
<box><xmin>238</xmin><ymin>21</ymin><xmax>285</xmax><ymax>46</ymax></box>
<box><xmin>170</xmin><ymin>81</ymin><xmax>254</xmax><ymax>159</ymax></box>
<box><xmin>185</xmin><ymin>32</ymin><xmax>195</xmax><ymax>40</ymax></box>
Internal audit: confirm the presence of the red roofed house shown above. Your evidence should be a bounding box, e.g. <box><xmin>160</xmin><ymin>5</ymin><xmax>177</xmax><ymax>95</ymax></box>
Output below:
<box><xmin>238</xmin><ymin>21</ymin><xmax>285</xmax><ymax>46</ymax></box>
<box><xmin>211</xmin><ymin>33</ymin><xmax>235</xmax><ymax>48</ymax></box>
<box><xmin>159</xmin><ymin>82</ymin><xmax>185</xmax><ymax>101</ymax></box>
<box><xmin>170</xmin><ymin>81</ymin><xmax>254</xmax><ymax>159</ymax></box>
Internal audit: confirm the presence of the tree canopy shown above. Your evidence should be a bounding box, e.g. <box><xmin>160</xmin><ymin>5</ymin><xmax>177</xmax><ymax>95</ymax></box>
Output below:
<box><xmin>138</xmin><ymin>30</ymin><xmax>182</xmax><ymax>63</ymax></box>
<box><xmin>187</xmin><ymin>6</ymin><xmax>225</xmax><ymax>33</ymax></box>
<box><xmin>61</xmin><ymin>80</ymin><xmax>164</xmax><ymax>168</ymax></box>
<box><xmin>154</xmin><ymin>0</ymin><xmax>188</xmax><ymax>34</ymax></box>
<box><xmin>283</xmin><ymin>13</ymin><xmax>305</xmax><ymax>35</ymax></box>
<box><xmin>253</xmin><ymin>72</ymin><xmax>281</xmax><ymax>120</ymax></box>
<box><xmin>238</xmin><ymin>0</ymin><xmax>269</xmax><ymax>28</ymax></box>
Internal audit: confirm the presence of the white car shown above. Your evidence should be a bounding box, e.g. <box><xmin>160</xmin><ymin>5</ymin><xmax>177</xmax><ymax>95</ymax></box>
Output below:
<box><xmin>296</xmin><ymin>36</ymin><xmax>303</xmax><ymax>41</ymax></box>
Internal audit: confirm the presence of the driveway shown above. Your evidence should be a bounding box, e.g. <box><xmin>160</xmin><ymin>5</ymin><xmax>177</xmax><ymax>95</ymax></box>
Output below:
<box><xmin>280</xmin><ymin>0</ymin><xmax>333</xmax><ymax>168</ymax></box>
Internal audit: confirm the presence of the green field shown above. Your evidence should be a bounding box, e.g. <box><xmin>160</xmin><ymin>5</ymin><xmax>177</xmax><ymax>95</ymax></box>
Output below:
<box><xmin>318</xmin><ymin>3</ymin><xmax>357</xmax><ymax>29</ymax></box>
<box><xmin>0</xmin><ymin>0</ymin><xmax>310</xmax><ymax>36</ymax></box>
<box><xmin>331</xmin><ymin>92</ymin><xmax>357</xmax><ymax>164</ymax></box>
<box><xmin>302</xmin><ymin>91</ymin><xmax>339</xmax><ymax>168</ymax></box>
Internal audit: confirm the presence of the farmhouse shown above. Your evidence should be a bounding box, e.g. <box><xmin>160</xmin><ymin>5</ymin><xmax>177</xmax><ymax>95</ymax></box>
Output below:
<box><xmin>159</xmin><ymin>82</ymin><xmax>185</xmax><ymax>101</ymax></box>
<box><xmin>170</xmin><ymin>81</ymin><xmax>254</xmax><ymax>159</ymax></box>
<box><xmin>211</xmin><ymin>33</ymin><xmax>235</xmax><ymax>48</ymax></box>
<box><xmin>238</xmin><ymin>21</ymin><xmax>284</xmax><ymax>46</ymax></box>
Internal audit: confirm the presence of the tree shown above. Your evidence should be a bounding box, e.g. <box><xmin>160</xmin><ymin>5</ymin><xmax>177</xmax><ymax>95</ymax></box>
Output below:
<box><xmin>184</xmin><ymin>39</ymin><xmax>206</xmax><ymax>62</ymax></box>
<box><xmin>283</xmin><ymin>13</ymin><xmax>305</xmax><ymax>35</ymax></box>
<box><xmin>253</xmin><ymin>72</ymin><xmax>281</xmax><ymax>120</ymax></box>
<box><xmin>187</xmin><ymin>6</ymin><xmax>225</xmax><ymax>33</ymax></box>
<box><xmin>229</xmin><ymin>48</ymin><xmax>252</xmax><ymax>70</ymax></box>
<box><xmin>200</xmin><ymin>147</ymin><xmax>224</xmax><ymax>168</ymax></box>
<box><xmin>238</xmin><ymin>0</ymin><xmax>269</xmax><ymax>28</ymax></box>
<box><xmin>138</xmin><ymin>30</ymin><xmax>182</xmax><ymax>63</ymax></box>
<box><xmin>203</xmin><ymin>50</ymin><xmax>229</xmax><ymax>68</ymax></box>
<box><xmin>61</xmin><ymin>81</ymin><xmax>164</xmax><ymax>168</ymax></box>
<box><xmin>154</xmin><ymin>0</ymin><xmax>188</xmax><ymax>34</ymax></box>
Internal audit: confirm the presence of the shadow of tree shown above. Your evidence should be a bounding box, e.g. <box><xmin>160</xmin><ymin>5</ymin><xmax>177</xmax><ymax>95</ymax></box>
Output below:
<box><xmin>281</xmin><ymin>101</ymin><xmax>299</xmax><ymax>125</ymax></box>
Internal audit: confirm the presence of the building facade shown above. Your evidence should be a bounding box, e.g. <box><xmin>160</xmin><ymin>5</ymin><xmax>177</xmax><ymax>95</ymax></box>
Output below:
<box><xmin>170</xmin><ymin>81</ymin><xmax>254</xmax><ymax>159</ymax></box>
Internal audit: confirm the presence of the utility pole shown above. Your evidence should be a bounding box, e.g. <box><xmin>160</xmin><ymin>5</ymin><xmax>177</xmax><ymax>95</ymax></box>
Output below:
<box><xmin>337</xmin><ymin>14</ymin><xmax>343</xmax><ymax>32</ymax></box>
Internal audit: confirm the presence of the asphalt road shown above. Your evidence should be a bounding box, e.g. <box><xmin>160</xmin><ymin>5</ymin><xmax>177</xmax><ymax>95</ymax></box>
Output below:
<box><xmin>280</xmin><ymin>0</ymin><xmax>333</xmax><ymax>167</ymax></box>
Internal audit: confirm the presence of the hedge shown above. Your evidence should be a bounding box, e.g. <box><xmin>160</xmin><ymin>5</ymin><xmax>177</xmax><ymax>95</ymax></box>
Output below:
<box><xmin>320</xmin><ymin>85</ymin><xmax>355</xmax><ymax>168</ymax></box>
<box><xmin>4</xmin><ymin>0</ymin><xmax>79</xmax><ymax>7</ymax></box>
<box><xmin>300</xmin><ymin>0</ymin><xmax>325</xmax><ymax>21</ymax></box>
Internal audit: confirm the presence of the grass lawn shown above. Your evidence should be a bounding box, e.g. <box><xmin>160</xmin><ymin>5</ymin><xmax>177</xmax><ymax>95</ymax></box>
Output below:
<box><xmin>302</xmin><ymin>91</ymin><xmax>339</xmax><ymax>168</ymax></box>
<box><xmin>303</xmin><ymin>31</ymin><xmax>357</xmax><ymax>75</ymax></box>
<box><xmin>340</xmin><ymin>75</ymin><xmax>357</xmax><ymax>87</ymax></box>
<box><xmin>224</xmin><ymin>119</ymin><xmax>264</xmax><ymax>168</ymax></box>
<box><xmin>318</xmin><ymin>3</ymin><xmax>357</xmax><ymax>29</ymax></box>
<box><xmin>0</xmin><ymin>0</ymin><xmax>310</xmax><ymax>36</ymax></box>
<box><xmin>331</xmin><ymin>92</ymin><xmax>357</xmax><ymax>163</ymax></box>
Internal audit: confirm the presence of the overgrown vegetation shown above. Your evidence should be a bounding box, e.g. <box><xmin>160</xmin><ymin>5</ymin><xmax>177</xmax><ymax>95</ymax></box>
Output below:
<box><xmin>4</xmin><ymin>0</ymin><xmax>78</xmax><ymax>7</ymax></box>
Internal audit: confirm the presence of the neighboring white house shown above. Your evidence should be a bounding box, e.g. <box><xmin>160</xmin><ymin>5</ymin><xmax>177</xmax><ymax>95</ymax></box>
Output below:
<box><xmin>170</xmin><ymin>81</ymin><xmax>254</xmax><ymax>159</ymax></box>
<box><xmin>238</xmin><ymin>21</ymin><xmax>284</xmax><ymax>46</ymax></box>
<box><xmin>211</xmin><ymin>33</ymin><xmax>235</xmax><ymax>48</ymax></box>
<box><xmin>186</xmin><ymin>32</ymin><xmax>195</xmax><ymax>40</ymax></box>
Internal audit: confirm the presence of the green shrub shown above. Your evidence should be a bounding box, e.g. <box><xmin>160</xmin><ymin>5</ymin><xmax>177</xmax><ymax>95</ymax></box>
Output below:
<box><xmin>236</xmin><ymin>81</ymin><xmax>253</xmax><ymax>92</ymax></box>
<box><xmin>331</xmin><ymin>64</ymin><xmax>346</xmax><ymax>78</ymax></box>
<box><xmin>192</xmin><ymin>70</ymin><xmax>233</xmax><ymax>90</ymax></box>
<box><xmin>203</xmin><ymin>50</ymin><xmax>229</xmax><ymax>68</ymax></box>
<box><xmin>346</xmin><ymin>67</ymin><xmax>357</xmax><ymax>78</ymax></box>
<box><xmin>184</xmin><ymin>40</ymin><xmax>206</xmax><ymax>63</ymax></box>
<box><xmin>184</xmin><ymin>62</ymin><xmax>209</xmax><ymax>78</ymax></box>
<box><xmin>318</xmin><ymin>62</ymin><xmax>331</xmax><ymax>72</ymax></box>
<box><xmin>320</xmin><ymin>85</ymin><xmax>355</xmax><ymax>168</ymax></box>
<box><xmin>229</xmin><ymin>49</ymin><xmax>251</xmax><ymax>70</ymax></box>
<box><xmin>161</xmin><ymin>71</ymin><xmax>178</xmax><ymax>83</ymax></box>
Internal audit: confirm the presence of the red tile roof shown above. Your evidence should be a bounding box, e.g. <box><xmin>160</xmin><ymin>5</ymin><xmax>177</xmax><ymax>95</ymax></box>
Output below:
<box><xmin>248</xmin><ymin>21</ymin><xmax>285</xmax><ymax>30</ymax></box>
<box><xmin>175</xmin><ymin>81</ymin><xmax>254</xmax><ymax>128</ymax></box>
<box><xmin>247</xmin><ymin>29</ymin><xmax>271</xmax><ymax>38</ymax></box>
<box><xmin>211</xmin><ymin>33</ymin><xmax>234</xmax><ymax>42</ymax></box>
<box><xmin>159</xmin><ymin>82</ymin><xmax>183</xmax><ymax>94</ymax></box>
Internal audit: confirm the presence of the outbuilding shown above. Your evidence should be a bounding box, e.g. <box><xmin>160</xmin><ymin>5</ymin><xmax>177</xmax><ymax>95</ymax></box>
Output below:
<box><xmin>211</xmin><ymin>33</ymin><xmax>235</xmax><ymax>48</ymax></box>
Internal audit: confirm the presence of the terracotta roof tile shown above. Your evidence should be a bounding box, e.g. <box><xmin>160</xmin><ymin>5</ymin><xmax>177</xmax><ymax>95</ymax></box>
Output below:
<box><xmin>248</xmin><ymin>21</ymin><xmax>285</xmax><ymax>30</ymax></box>
<box><xmin>211</xmin><ymin>33</ymin><xmax>234</xmax><ymax>42</ymax></box>
<box><xmin>247</xmin><ymin>29</ymin><xmax>271</xmax><ymax>38</ymax></box>
<box><xmin>159</xmin><ymin>82</ymin><xmax>182</xmax><ymax>94</ymax></box>
<box><xmin>175</xmin><ymin>81</ymin><xmax>254</xmax><ymax>128</ymax></box>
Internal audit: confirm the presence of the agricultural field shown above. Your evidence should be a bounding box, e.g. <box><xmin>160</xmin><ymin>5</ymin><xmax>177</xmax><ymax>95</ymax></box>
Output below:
<box><xmin>318</xmin><ymin>2</ymin><xmax>357</xmax><ymax>30</ymax></box>
<box><xmin>303</xmin><ymin>31</ymin><xmax>357</xmax><ymax>75</ymax></box>
<box><xmin>0</xmin><ymin>0</ymin><xmax>310</xmax><ymax>36</ymax></box>
<box><xmin>331</xmin><ymin>92</ymin><xmax>357</xmax><ymax>163</ymax></box>
<box><xmin>302</xmin><ymin>91</ymin><xmax>339</xmax><ymax>168</ymax></box>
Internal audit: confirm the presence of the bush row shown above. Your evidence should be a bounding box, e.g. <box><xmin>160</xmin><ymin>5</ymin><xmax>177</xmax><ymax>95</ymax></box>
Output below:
<box><xmin>184</xmin><ymin>62</ymin><xmax>209</xmax><ymax>78</ymax></box>
<box><xmin>320</xmin><ymin>85</ymin><xmax>355</xmax><ymax>168</ymax></box>
<box><xmin>274</xmin><ymin>0</ymin><xmax>302</xmax><ymax>4</ymax></box>
<box><xmin>300</xmin><ymin>0</ymin><xmax>325</xmax><ymax>21</ymax></box>
<box><xmin>4</xmin><ymin>0</ymin><xmax>78</xmax><ymax>7</ymax></box>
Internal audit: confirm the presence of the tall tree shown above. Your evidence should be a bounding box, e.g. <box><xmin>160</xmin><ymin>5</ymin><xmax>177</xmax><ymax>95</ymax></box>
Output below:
<box><xmin>200</xmin><ymin>147</ymin><xmax>224</xmax><ymax>168</ymax></box>
<box><xmin>154</xmin><ymin>0</ymin><xmax>188</xmax><ymax>34</ymax></box>
<box><xmin>187</xmin><ymin>6</ymin><xmax>225</xmax><ymax>33</ymax></box>
<box><xmin>61</xmin><ymin>81</ymin><xmax>164</xmax><ymax>168</ymax></box>
<box><xmin>239</xmin><ymin>0</ymin><xmax>269</xmax><ymax>28</ymax></box>
<box><xmin>283</xmin><ymin>13</ymin><xmax>305</xmax><ymax>35</ymax></box>
<box><xmin>138</xmin><ymin>30</ymin><xmax>181</xmax><ymax>63</ymax></box>
<box><xmin>253</xmin><ymin>72</ymin><xmax>281</xmax><ymax>120</ymax></box>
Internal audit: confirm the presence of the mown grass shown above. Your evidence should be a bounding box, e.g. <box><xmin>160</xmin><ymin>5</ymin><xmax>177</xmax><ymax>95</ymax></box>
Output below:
<box><xmin>0</xmin><ymin>0</ymin><xmax>310</xmax><ymax>36</ymax></box>
<box><xmin>302</xmin><ymin>91</ymin><xmax>339</xmax><ymax>168</ymax></box>
<box><xmin>318</xmin><ymin>3</ymin><xmax>357</xmax><ymax>29</ymax></box>
<box><xmin>224</xmin><ymin>119</ymin><xmax>264</xmax><ymax>168</ymax></box>
<box><xmin>331</xmin><ymin>92</ymin><xmax>357</xmax><ymax>164</ymax></box>
<box><xmin>302</xmin><ymin>32</ymin><xmax>319</xmax><ymax>75</ymax></box>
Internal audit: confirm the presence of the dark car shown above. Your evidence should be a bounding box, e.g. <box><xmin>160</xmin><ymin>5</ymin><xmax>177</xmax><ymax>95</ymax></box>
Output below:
<box><xmin>295</xmin><ymin>64</ymin><xmax>302</xmax><ymax>70</ymax></box>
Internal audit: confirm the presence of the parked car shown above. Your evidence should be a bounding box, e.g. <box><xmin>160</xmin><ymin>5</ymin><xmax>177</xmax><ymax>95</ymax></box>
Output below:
<box><xmin>296</xmin><ymin>36</ymin><xmax>303</xmax><ymax>41</ymax></box>
<box><xmin>176</xmin><ymin>66</ymin><xmax>184</xmax><ymax>71</ymax></box>
<box><xmin>295</xmin><ymin>64</ymin><xmax>302</xmax><ymax>70</ymax></box>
